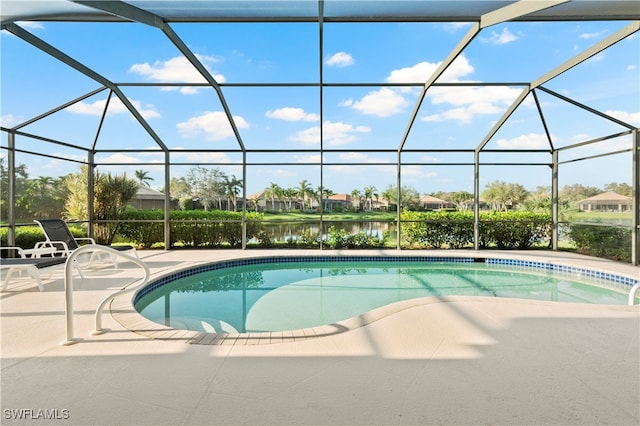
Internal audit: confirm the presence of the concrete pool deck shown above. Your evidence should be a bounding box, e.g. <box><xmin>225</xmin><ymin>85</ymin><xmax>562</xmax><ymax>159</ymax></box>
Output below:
<box><xmin>1</xmin><ymin>249</ymin><xmax>639</xmax><ymax>425</ymax></box>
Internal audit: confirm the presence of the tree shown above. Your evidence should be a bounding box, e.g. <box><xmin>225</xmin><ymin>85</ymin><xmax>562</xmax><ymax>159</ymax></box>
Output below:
<box><xmin>224</xmin><ymin>175</ymin><xmax>243</xmax><ymax>211</ymax></box>
<box><xmin>24</xmin><ymin>176</ymin><xmax>67</xmax><ymax>219</ymax></box>
<box><xmin>316</xmin><ymin>186</ymin><xmax>335</xmax><ymax>211</ymax></box>
<box><xmin>363</xmin><ymin>185</ymin><xmax>378</xmax><ymax>212</ymax></box>
<box><xmin>604</xmin><ymin>182</ymin><xmax>632</xmax><ymax>197</ymax></box>
<box><xmin>297</xmin><ymin>179</ymin><xmax>313</xmax><ymax>210</ymax></box>
<box><xmin>0</xmin><ymin>158</ymin><xmax>30</xmax><ymax>220</ymax></box>
<box><xmin>64</xmin><ymin>165</ymin><xmax>138</xmax><ymax>244</ymax></box>
<box><xmin>351</xmin><ymin>189</ymin><xmax>362</xmax><ymax>211</ymax></box>
<box><xmin>93</xmin><ymin>172</ymin><xmax>139</xmax><ymax>244</ymax></box>
<box><xmin>185</xmin><ymin>166</ymin><xmax>226</xmax><ymax>211</ymax></box>
<box><xmin>134</xmin><ymin>169</ymin><xmax>154</xmax><ymax>187</ymax></box>
<box><xmin>168</xmin><ymin>177</ymin><xmax>192</xmax><ymax>200</ymax></box>
<box><xmin>559</xmin><ymin>183</ymin><xmax>600</xmax><ymax>203</ymax></box>
<box><xmin>381</xmin><ymin>185</ymin><xmax>420</xmax><ymax>210</ymax></box>
<box><xmin>265</xmin><ymin>182</ymin><xmax>282</xmax><ymax>211</ymax></box>
<box><xmin>283</xmin><ymin>187</ymin><xmax>297</xmax><ymax>211</ymax></box>
<box><xmin>451</xmin><ymin>191</ymin><xmax>473</xmax><ymax>211</ymax></box>
<box><xmin>482</xmin><ymin>180</ymin><xmax>529</xmax><ymax>211</ymax></box>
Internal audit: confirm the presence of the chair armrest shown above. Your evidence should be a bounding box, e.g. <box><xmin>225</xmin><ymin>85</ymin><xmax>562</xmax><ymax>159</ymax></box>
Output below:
<box><xmin>38</xmin><ymin>240</ymin><xmax>72</xmax><ymax>255</ymax></box>
<box><xmin>0</xmin><ymin>247</ymin><xmax>26</xmax><ymax>258</ymax></box>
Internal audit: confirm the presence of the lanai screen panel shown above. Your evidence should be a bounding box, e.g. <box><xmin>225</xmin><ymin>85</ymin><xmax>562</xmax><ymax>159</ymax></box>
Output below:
<box><xmin>1</xmin><ymin>1</ymin><xmax>639</xmax><ymax>209</ymax></box>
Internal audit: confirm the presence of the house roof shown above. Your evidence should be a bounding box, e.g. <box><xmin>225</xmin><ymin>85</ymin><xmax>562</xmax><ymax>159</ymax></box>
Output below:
<box><xmin>419</xmin><ymin>195</ymin><xmax>451</xmax><ymax>204</ymax></box>
<box><xmin>133</xmin><ymin>186</ymin><xmax>165</xmax><ymax>200</ymax></box>
<box><xmin>578</xmin><ymin>191</ymin><xmax>632</xmax><ymax>203</ymax></box>
<box><xmin>328</xmin><ymin>194</ymin><xmax>351</xmax><ymax>202</ymax></box>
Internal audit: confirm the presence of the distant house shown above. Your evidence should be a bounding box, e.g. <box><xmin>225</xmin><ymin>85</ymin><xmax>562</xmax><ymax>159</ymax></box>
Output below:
<box><xmin>578</xmin><ymin>191</ymin><xmax>632</xmax><ymax>212</ymax></box>
<box><xmin>324</xmin><ymin>193</ymin><xmax>352</xmax><ymax>211</ymax></box>
<box><xmin>130</xmin><ymin>186</ymin><xmax>166</xmax><ymax>210</ymax></box>
<box><xmin>419</xmin><ymin>195</ymin><xmax>456</xmax><ymax>210</ymax></box>
<box><xmin>248</xmin><ymin>190</ymin><xmax>292</xmax><ymax>211</ymax></box>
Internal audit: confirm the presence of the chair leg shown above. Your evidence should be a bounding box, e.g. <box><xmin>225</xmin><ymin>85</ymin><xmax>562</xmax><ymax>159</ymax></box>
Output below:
<box><xmin>1</xmin><ymin>266</ymin><xmax>44</xmax><ymax>291</ymax></box>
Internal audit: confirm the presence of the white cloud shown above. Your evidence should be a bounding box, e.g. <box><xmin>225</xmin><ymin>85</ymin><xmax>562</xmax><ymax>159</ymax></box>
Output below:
<box><xmin>341</xmin><ymin>56</ymin><xmax>476</xmax><ymax>119</ymax></box>
<box><xmin>0</xmin><ymin>114</ymin><xmax>22</xmax><ymax>127</ymax></box>
<box><xmin>579</xmin><ymin>30</ymin><xmax>606</xmax><ymax>39</ymax></box>
<box><xmin>295</xmin><ymin>154</ymin><xmax>322</xmax><ymax>163</ymax></box>
<box><xmin>605</xmin><ymin>110</ymin><xmax>640</xmax><ymax>126</ymax></box>
<box><xmin>177</xmin><ymin>111</ymin><xmax>249</xmax><ymax>141</ymax></box>
<box><xmin>422</xmin><ymin>86</ymin><xmax>525</xmax><ymax>123</ymax></box>
<box><xmin>386</xmin><ymin>55</ymin><xmax>474</xmax><ymax>84</ymax></box>
<box><xmin>67</xmin><ymin>97</ymin><xmax>160</xmax><ymax>119</ymax></box>
<box><xmin>171</xmin><ymin>150</ymin><xmax>232</xmax><ymax>162</ymax></box>
<box><xmin>341</xmin><ymin>88</ymin><xmax>409</xmax><ymax>117</ymax></box>
<box><xmin>15</xmin><ymin>21</ymin><xmax>45</xmax><ymax>30</ymax></box>
<box><xmin>485</xmin><ymin>28</ymin><xmax>518</xmax><ymax>45</ymax></box>
<box><xmin>291</xmin><ymin>121</ymin><xmax>370</xmax><ymax>146</ymax></box>
<box><xmin>495</xmin><ymin>133</ymin><xmax>550</xmax><ymax>149</ymax></box>
<box><xmin>570</xmin><ymin>133</ymin><xmax>590</xmax><ymax>142</ymax></box>
<box><xmin>407</xmin><ymin>167</ymin><xmax>438</xmax><ymax>178</ymax></box>
<box><xmin>325</xmin><ymin>52</ymin><xmax>354</xmax><ymax>67</ymax></box>
<box><xmin>586</xmin><ymin>53</ymin><xmax>605</xmax><ymax>63</ymax></box>
<box><xmin>627</xmin><ymin>65</ymin><xmax>637</xmax><ymax>71</ymax></box>
<box><xmin>98</xmin><ymin>153</ymin><xmax>142</xmax><ymax>163</ymax></box>
<box><xmin>339</xmin><ymin>152</ymin><xmax>369</xmax><ymax>161</ymax></box>
<box><xmin>129</xmin><ymin>54</ymin><xmax>225</xmax><ymax>94</ymax></box>
<box><xmin>442</xmin><ymin>22</ymin><xmax>473</xmax><ymax>32</ymax></box>
<box><xmin>265</xmin><ymin>107</ymin><xmax>319</xmax><ymax>122</ymax></box>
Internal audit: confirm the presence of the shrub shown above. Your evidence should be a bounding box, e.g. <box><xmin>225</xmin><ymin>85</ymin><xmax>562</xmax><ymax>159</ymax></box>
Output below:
<box><xmin>402</xmin><ymin>210</ymin><xmax>551</xmax><ymax>249</ymax></box>
<box><xmin>119</xmin><ymin>209</ymin><xmax>263</xmax><ymax>248</ymax></box>
<box><xmin>567</xmin><ymin>223</ymin><xmax>631</xmax><ymax>262</ymax></box>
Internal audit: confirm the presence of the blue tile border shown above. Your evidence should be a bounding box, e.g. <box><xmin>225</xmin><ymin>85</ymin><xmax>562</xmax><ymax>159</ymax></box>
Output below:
<box><xmin>134</xmin><ymin>255</ymin><xmax>638</xmax><ymax>305</ymax></box>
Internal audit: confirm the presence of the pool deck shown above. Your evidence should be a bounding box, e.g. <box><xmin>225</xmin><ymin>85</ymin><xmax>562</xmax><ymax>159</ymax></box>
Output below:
<box><xmin>1</xmin><ymin>249</ymin><xmax>639</xmax><ymax>425</ymax></box>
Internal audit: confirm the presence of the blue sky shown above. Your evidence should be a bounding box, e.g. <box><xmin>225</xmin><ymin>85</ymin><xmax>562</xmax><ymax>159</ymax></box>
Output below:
<box><xmin>1</xmin><ymin>18</ymin><xmax>638</xmax><ymax>196</ymax></box>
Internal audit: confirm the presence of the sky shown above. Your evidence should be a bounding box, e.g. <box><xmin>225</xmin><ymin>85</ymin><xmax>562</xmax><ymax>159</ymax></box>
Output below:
<box><xmin>1</xmin><ymin>15</ymin><xmax>639</xmax><ymax>197</ymax></box>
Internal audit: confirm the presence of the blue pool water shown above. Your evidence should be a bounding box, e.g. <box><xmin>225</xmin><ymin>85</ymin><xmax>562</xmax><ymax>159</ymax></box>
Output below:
<box><xmin>134</xmin><ymin>258</ymin><xmax>637</xmax><ymax>333</ymax></box>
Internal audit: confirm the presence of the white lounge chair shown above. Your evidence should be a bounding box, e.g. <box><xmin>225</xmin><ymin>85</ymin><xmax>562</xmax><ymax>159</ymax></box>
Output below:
<box><xmin>0</xmin><ymin>247</ymin><xmax>74</xmax><ymax>291</ymax></box>
<box><xmin>34</xmin><ymin>219</ymin><xmax>138</xmax><ymax>267</ymax></box>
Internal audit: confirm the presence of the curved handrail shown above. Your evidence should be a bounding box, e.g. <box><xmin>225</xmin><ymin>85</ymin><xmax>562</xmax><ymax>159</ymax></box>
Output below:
<box><xmin>63</xmin><ymin>245</ymin><xmax>149</xmax><ymax>346</ymax></box>
<box><xmin>629</xmin><ymin>283</ymin><xmax>640</xmax><ymax>306</ymax></box>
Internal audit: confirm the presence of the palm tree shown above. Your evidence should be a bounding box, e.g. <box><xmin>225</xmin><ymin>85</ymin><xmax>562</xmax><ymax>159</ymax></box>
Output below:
<box><xmin>134</xmin><ymin>169</ymin><xmax>153</xmax><ymax>187</ymax></box>
<box><xmin>224</xmin><ymin>175</ymin><xmax>243</xmax><ymax>211</ymax></box>
<box><xmin>363</xmin><ymin>185</ymin><xmax>378</xmax><ymax>212</ymax></box>
<box><xmin>317</xmin><ymin>186</ymin><xmax>335</xmax><ymax>211</ymax></box>
<box><xmin>351</xmin><ymin>189</ymin><xmax>362</xmax><ymax>211</ymax></box>
<box><xmin>283</xmin><ymin>187</ymin><xmax>297</xmax><ymax>211</ymax></box>
<box><xmin>297</xmin><ymin>179</ymin><xmax>313</xmax><ymax>210</ymax></box>
<box><xmin>265</xmin><ymin>182</ymin><xmax>281</xmax><ymax>211</ymax></box>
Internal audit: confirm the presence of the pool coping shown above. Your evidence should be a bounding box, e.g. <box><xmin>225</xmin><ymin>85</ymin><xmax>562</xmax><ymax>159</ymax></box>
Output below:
<box><xmin>110</xmin><ymin>251</ymin><xmax>640</xmax><ymax>346</ymax></box>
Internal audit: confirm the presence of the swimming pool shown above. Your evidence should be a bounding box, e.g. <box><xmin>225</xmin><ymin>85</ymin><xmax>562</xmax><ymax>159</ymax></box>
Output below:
<box><xmin>134</xmin><ymin>256</ymin><xmax>638</xmax><ymax>334</ymax></box>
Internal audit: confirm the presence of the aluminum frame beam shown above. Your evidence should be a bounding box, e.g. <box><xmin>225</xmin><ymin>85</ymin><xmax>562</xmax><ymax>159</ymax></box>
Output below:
<box><xmin>2</xmin><ymin>22</ymin><xmax>169</xmax><ymax>152</ymax></box>
<box><xmin>73</xmin><ymin>0</ymin><xmax>247</xmax><ymax>151</ymax></box>
<box><xmin>476</xmin><ymin>20</ymin><xmax>640</xmax><ymax>153</ymax></box>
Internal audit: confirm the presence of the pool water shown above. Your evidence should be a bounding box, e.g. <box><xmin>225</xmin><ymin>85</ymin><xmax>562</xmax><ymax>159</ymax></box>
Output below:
<box><xmin>135</xmin><ymin>260</ymin><xmax>636</xmax><ymax>333</ymax></box>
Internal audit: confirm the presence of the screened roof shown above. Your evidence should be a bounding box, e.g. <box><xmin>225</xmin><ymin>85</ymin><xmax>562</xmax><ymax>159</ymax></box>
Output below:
<box><xmin>3</xmin><ymin>1</ymin><xmax>640</xmax><ymax>23</ymax></box>
<box><xmin>1</xmin><ymin>1</ymin><xmax>639</xmax><ymax>197</ymax></box>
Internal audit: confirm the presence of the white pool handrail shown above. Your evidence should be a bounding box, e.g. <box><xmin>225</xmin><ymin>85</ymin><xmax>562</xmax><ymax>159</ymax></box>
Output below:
<box><xmin>629</xmin><ymin>282</ymin><xmax>640</xmax><ymax>306</ymax></box>
<box><xmin>63</xmin><ymin>245</ymin><xmax>150</xmax><ymax>346</ymax></box>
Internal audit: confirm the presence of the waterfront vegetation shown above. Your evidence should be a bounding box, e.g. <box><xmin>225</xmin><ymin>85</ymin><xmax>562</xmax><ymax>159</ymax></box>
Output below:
<box><xmin>2</xmin><ymin>208</ymin><xmax>633</xmax><ymax>262</ymax></box>
<box><xmin>1</xmin><ymin>162</ymin><xmax>634</xmax><ymax>262</ymax></box>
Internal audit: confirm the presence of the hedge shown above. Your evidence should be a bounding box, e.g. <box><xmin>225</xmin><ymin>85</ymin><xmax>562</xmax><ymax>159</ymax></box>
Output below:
<box><xmin>567</xmin><ymin>223</ymin><xmax>631</xmax><ymax>262</ymax></box>
<box><xmin>118</xmin><ymin>209</ymin><xmax>263</xmax><ymax>248</ymax></box>
<box><xmin>401</xmin><ymin>210</ymin><xmax>552</xmax><ymax>249</ymax></box>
